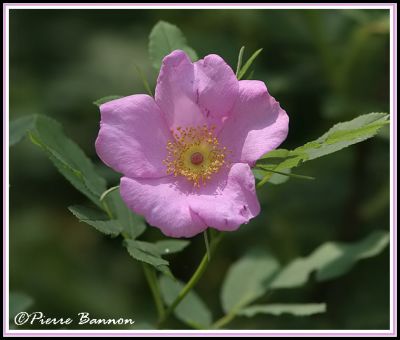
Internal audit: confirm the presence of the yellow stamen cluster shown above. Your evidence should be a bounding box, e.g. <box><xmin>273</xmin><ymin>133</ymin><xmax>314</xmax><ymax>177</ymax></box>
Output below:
<box><xmin>163</xmin><ymin>125</ymin><xmax>228</xmax><ymax>187</ymax></box>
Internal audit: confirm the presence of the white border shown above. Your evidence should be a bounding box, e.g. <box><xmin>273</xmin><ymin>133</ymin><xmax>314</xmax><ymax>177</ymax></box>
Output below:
<box><xmin>3</xmin><ymin>4</ymin><xmax>396</xmax><ymax>10</ymax></box>
<box><xmin>4</xmin><ymin>3</ymin><xmax>10</xmax><ymax>336</ymax></box>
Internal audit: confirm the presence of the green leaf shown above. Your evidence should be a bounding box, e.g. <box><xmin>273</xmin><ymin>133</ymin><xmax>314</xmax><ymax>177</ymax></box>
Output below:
<box><xmin>149</xmin><ymin>20</ymin><xmax>198</xmax><ymax>70</ymax></box>
<box><xmin>260</xmin><ymin>148</ymin><xmax>291</xmax><ymax>160</ymax></box>
<box><xmin>68</xmin><ymin>205</ymin><xmax>123</xmax><ymax>236</ymax></box>
<box><xmin>125</xmin><ymin>240</ymin><xmax>171</xmax><ymax>274</ymax></box>
<box><xmin>252</xmin><ymin>168</ymin><xmax>265</xmax><ymax>181</ymax></box>
<box><xmin>23</xmin><ymin>115</ymin><xmax>107</xmax><ymax>206</ymax></box>
<box><xmin>296</xmin><ymin>112</ymin><xmax>390</xmax><ymax>160</ymax></box>
<box><xmin>270</xmin><ymin>230</ymin><xmax>389</xmax><ymax>289</ymax></box>
<box><xmin>267</xmin><ymin>168</ymin><xmax>292</xmax><ymax>185</ymax></box>
<box><xmin>134</xmin><ymin>65</ymin><xmax>153</xmax><ymax>97</ymax></box>
<box><xmin>154</xmin><ymin>240</ymin><xmax>190</xmax><ymax>255</ymax></box>
<box><xmin>9</xmin><ymin>115</ymin><xmax>35</xmax><ymax>146</ymax></box>
<box><xmin>106</xmin><ymin>189</ymin><xmax>146</xmax><ymax>239</ymax></box>
<box><xmin>159</xmin><ymin>275</ymin><xmax>212</xmax><ymax>328</ymax></box>
<box><xmin>221</xmin><ymin>250</ymin><xmax>280</xmax><ymax>314</ymax></box>
<box><xmin>246</xmin><ymin>69</ymin><xmax>255</xmax><ymax>80</ymax></box>
<box><xmin>237</xmin><ymin>48</ymin><xmax>263</xmax><ymax>80</ymax></box>
<box><xmin>235</xmin><ymin>46</ymin><xmax>245</xmax><ymax>77</ymax></box>
<box><xmin>9</xmin><ymin>292</ymin><xmax>34</xmax><ymax>320</ymax></box>
<box><xmin>69</xmin><ymin>188</ymin><xmax>146</xmax><ymax>239</ymax></box>
<box><xmin>93</xmin><ymin>95</ymin><xmax>122</xmax><ymax>107</ymax></box>
<box><xmin>237</xmin><ymin>303</ymin><xmax>327</xmax><ymax>317</ymax></box>
<box><xmin>257</xmin><ymin>112</ymin><xmax>389</xmax><ymax>187</ymax></box>
<box><xmin>377</xmin><ymin>124</ymin><xmax>390</xmax><ymax>140</ymax></box>
<box><xmin>156</xmin><ymin>265</ymin><xmax>174</xmax><ymax>278</ymax></box>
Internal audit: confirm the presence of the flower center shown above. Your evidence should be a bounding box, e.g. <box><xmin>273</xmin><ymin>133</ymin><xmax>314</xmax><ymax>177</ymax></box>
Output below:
<box><xmin>190</xmin><ymin>152</ymin><xmax>204</xmax><ymax>165</ymax></box>
<box><xmin>163</xmin><ymin>125</ymin><xmax>228</xmax><ymax>187</ymax></box>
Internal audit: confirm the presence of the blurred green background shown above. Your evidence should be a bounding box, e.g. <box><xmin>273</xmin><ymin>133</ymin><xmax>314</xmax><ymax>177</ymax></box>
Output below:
<box><xmin>9</xmin><ymin>9</ymin><xmax>390</xmax><ymax>330</ymax></box>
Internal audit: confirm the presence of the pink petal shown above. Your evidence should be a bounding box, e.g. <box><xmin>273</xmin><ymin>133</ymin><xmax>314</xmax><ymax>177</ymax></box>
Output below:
<box><xmin>119</xmin><ymin>163</ymin><xmax>260</xmax><ymax>238</ymax></box>
<box><xmin>193</xmin><ymin>54</ymin><xmax>239</xmax><ymax>119</ymax></box>
<box><xmin>155</xmin><ymin>50</ymin><xmax>239</xmax><ymax>132</ymax></box>
<box><xmin>120</xmin><ymin>176</ymin><xmax>208</xmax><ymax>238</ymax></box>
<box><xmin>95</xmin><ymin>94</ymin><xmax>172</xmax><ymax>178</ymax></box>
<box><xmin>191</xmin><ymin>163</ymin><xmax>260</xmax><ymax>232</ymax></box>
<box><xmin>219</xmin><ymin>80</ymin><xmax>289</xmax><ymax>165</ymax></box>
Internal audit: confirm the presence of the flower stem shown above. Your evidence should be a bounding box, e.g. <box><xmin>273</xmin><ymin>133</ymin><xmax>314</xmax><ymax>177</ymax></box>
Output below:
<box><xmin>99</xmin><ymin>186</ymin><xmax>120</xmax><ymax>218</ymax></box>
<box><xmin>157</xmin><ymin>231</ymin><xmax>224</xmax><ymax>328</ymax></box>
<box><xmin>100</xmin><ymin>185</ymin><xmax>120</xmax><ymax>202</ymax></box>
<box><xmin>142</xmin><ymin>263</ymin><xmax>165</xmax><ymax>321</ymax></box>
<box><xmin>212</xmin><ymin>309</ymin><xmax>238</xmax><ymax>329</ymax></box>
<box><xmin>101</xmin><ymin>200</ymin><xmax>114</xmax><ymax>220</ymax></box>
<box><xmin>99</xmin><ymin>186</ymin><xmax>166</xmax><ymax>323</ymax></box>
<box><xmin>255</xmin><ymin>165</ymin><xmax>315</xmax><ymax>180</ymax></box>
<box><xmin>203</xmin><ymin>230</ymin><xmax>211</xmax><ymax>262</ymax></box>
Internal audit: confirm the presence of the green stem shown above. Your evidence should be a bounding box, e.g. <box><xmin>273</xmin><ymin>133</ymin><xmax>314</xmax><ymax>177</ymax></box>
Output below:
<box><xmin>100</xmin><ymin>185</ymin><xmax>120</xmax><ymax>202</ymax></box>
<box><xmin>101</xmin><ymin>200</ymin><xmax>114</xmax><ymax>220</ymax></box>
<box><xmin>162</xmin><ymin>255</ymin><xmax>208</xmax><ymax>323</ymax></box>
<box><xmin>99</xmin><ymin>186</ymin><xmax>120</xmax><ymax>218</ymax></box>
<box><xmin>203</xmin><ymin>230</ymin><xmax>211</xmax><ymax>262</ymax></box>
<box><xmin>255</xmin><ymin>165</ymin><xmax>315</xmax><ymax>180</ymax></box>
<box><xmin>157</xmin><ymin>231</ymin><xmax>224</xmax><ymax>328</ymax></box>
<box><xmin>142</xmin><ymin>264</ymin><xmax>165</xmax><ymax>321</ymax></box>
<box><xmin>212</xmin><ymin>309</ymin><xmax>238</xmax><ymax>329</ymax></box>
<box><xmin>98</xmin><ymin>186</ymin><xmax>166</xmax><ymax>323</ymax></box>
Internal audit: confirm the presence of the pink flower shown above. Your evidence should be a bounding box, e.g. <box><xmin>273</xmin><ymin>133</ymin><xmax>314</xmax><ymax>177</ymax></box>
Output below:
<box><xmin>95</xmin><ymin>50</ymin><xmax>289</xmax><ymax>238</ymax></box>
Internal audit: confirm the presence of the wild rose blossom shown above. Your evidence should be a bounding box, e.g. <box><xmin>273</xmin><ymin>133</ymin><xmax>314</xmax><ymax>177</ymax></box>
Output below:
<box><xmin>95</xmin><ymin>50</ymin><xmax>289</xmax><ymax>238</ymax></box>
